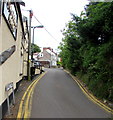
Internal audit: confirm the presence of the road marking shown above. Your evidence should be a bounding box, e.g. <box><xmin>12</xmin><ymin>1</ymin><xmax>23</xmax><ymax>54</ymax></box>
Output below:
<box><xmin>16</xmin><ymin>79</ymin><xmax>36</xmax><ymax>119</ymax></box>
<box><xmin>23</xmin><ymin>72</ymin><xmax>46</xmax><ymax>119</ymax></box>
<box><xmin>23</xmin><ymin>84</ymin><xmax>33</xmax><ymax>119</ymax></box>
<box><xmin>64</xmin><ymin>70</ymin><xmax>113</xmax><ymax>115</ymax></box>
<box><xmin>16</xmin><ymin>72</ymin><xmax>47</xmax><ymax>119</ymax></box>
<box><xmin>29</xmin><ymin>86</ymin><xmax>34</xmax><ymax>118</ymax></box>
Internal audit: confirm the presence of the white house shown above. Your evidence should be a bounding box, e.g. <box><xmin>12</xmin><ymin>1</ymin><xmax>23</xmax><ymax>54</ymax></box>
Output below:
<box><xmin>0</xmin><ymin>1</ymin><xmax>29</xmax><ymax>117</ymax></box>
<box><xmin>34</xmin><ymin>47</ymin><xmax>58</xmax><ymax>67</ymax></box>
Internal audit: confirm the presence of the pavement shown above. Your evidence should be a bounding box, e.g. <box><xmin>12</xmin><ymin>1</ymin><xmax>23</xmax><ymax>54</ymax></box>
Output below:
<box><xmin>3</xmin><ymin>78</ymin><xmax>33</xmax><ymax>119</ymax></box>
<box><xmin>3</xmin><ymin>69</ymin><xmax>41</xmax><ymax>119</ymax></box>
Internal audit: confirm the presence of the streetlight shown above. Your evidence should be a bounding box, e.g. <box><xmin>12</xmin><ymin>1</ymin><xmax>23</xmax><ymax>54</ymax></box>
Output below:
<box><xmin>30</xmin><ymin>25</ymin><xmax>44</xmax><ymax>77</ymax></box>
<box><xmin>31</xmin><ymin>25</ymin><xmax>44</xmax><ymax>61</ymax></box>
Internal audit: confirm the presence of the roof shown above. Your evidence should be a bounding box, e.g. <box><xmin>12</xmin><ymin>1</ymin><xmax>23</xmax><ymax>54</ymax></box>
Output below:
<box><xmin>46</xmin><ymin>49</ymin><xmax>56</xmax><ymax>56</ymax></box>
<box><xmin>10</xmin><ymin>0</ymin><xmax>25</xmax><ymax>6</ymax></box>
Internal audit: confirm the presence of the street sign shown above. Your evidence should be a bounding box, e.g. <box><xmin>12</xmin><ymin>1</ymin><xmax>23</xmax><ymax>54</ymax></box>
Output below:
<box><xmin>5</xmin><ymin>82</ymin><xmax>15</xmax><ymax>115</ymax></box>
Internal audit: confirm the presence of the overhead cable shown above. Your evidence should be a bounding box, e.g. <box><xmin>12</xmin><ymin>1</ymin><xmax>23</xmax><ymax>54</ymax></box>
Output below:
<box><xmin>33</xmin><ymin>15</ymin><xmax>60</xmax><ymax>43</ymax></box>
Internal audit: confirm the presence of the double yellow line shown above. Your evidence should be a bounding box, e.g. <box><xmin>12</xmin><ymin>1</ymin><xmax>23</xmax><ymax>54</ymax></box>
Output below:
<box><xmin>16</xmin><ymin>72</ymin><xmax>47</xmax><ymax>119</ymax></box>
<box><xmin>64</xmin><ymin>70</ymin><xmax>113</xmax><ymax>115</ymax></box>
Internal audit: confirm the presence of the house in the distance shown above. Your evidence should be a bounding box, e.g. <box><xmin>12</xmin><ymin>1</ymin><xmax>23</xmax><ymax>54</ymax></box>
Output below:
<box><xmin>35</xmin><ymin>47</ymin><xmax>57</xmax><ymax>67</ymax></box>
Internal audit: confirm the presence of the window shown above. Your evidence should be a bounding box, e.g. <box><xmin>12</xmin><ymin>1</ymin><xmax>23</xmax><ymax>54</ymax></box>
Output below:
<box><xmin>0</xmin><ymin>45</ymin><xmax>16</xmax><ymax>65</ymax></box>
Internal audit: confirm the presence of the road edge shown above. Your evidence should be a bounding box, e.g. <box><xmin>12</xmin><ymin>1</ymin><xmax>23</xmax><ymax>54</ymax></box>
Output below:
<box><xmin>64</xmin><ymin>69</ymin><xmax>113</xmax><ymax>115</ymax></box>
<box><xmin>16</xmin><ymin>72</ymin><xmax>47</xmax><ymax>119</ymax></box>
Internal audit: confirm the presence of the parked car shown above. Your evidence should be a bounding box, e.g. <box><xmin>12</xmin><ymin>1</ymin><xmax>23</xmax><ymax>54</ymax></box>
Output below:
<box><xmin>34</xmin><ymin>61</ymin><xmax>39</xmax><ymax>68</ymax></box>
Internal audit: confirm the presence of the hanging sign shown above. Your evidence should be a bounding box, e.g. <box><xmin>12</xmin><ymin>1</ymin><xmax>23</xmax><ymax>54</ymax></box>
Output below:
<box><xmin>3</xmin><ymin>0</ymin><xmax>18</xmax><ymax>38</ymax></box>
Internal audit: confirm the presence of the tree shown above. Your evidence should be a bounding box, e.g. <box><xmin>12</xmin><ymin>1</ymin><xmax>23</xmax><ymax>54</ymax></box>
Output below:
<box><xmin>31</xmin><ymin>43</ymin><xmax>41</xmax><ymax>53</ymax></box>
<box><xmin>77</xmin><ymin>2</ymin><xmax>113</xmax><ymax>45</ymax></box>
<box><xmin>59</xmin><ymin>2</ymin><xmax>113</xmax><ymax>102</ymax></box>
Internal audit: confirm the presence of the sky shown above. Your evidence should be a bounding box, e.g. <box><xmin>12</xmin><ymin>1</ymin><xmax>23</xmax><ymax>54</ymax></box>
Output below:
<box><xmin>22</xmin><ymin>0</ymin><xmax>89</xmax><ymax>52</ymax></box>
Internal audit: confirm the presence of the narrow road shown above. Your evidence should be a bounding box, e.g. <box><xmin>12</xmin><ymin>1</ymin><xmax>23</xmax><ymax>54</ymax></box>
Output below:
<box><xmin>30</xmin><ymin>68</ymin><xmax>111</xmax><ymax>118</ymax></box>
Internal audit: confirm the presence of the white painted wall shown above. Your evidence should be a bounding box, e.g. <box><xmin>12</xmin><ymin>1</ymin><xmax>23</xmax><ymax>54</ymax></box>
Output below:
<box><xmin>0</xmin><ymin>18</ymin><xmax>2</xmax><ymax>107</ymax></box>
<box><xmin>0</xmin><ymin>12</ymin><xmax>28</xmax><ymax>105</ymax></box>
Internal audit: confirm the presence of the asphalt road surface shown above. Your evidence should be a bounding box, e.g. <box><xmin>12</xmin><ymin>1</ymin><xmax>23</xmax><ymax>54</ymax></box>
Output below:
<box><xmin>31</xmin><ymin>68</ymin><xmax>111</xmax><ymax>118</ymax></box>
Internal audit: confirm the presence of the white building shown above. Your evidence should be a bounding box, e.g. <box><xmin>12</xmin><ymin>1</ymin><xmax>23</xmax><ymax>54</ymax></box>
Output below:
<box><xmin>0</xmin><ymin>1</ymin><xmax>29</xmax><ymax>117</ymax></box>
<box><xmin>35</xmin><ymin>47</ymin><xmax>58</xmax><ymax>67</ymax></box>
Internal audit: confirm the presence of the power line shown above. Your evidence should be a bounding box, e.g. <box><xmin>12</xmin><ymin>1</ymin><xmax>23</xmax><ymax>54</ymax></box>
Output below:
<box><xmin>21</xmin><ymin>10</ymin><xmax>60</xmax><ymax>44</ymax></box>
<box><xmin>33</xmin><ymin>15</ymin><xmax>43</xmax><ymax>25</ymax></box>
<box><xmin>33</xmin><ymin>15</ymin><xmax>60</xmax><ymax>43</ymax></box>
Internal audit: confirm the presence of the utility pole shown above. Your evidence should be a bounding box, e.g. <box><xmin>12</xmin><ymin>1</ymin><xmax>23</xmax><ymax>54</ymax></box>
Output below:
<box><xmin>27</xmin><ymin>10</ymin><xmax>33</xmax><ymax>81</ymax></box>
<box><xmin>31</xmin><ymin>25</ymin><xmax>44</xmax><ymax>61</ymax></box>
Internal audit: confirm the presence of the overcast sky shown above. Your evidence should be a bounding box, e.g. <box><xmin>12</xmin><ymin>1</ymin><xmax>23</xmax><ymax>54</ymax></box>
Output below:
<box><xmin>22</xmin><ymin>0</ymin><xmax>89</xmax><ymax>52</ymax></box>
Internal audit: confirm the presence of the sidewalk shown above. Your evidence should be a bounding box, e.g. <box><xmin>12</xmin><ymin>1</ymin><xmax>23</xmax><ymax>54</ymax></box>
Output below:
<box><xmin>3</xmin><ymin>69</ymin><xmax>41</xmax><ymax>119</ymax></box>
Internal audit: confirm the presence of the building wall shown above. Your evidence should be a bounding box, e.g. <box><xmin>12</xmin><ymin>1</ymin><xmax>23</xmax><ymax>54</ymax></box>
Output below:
<box><xmin>38</xmin><ymin>48</ymin><xmax>57</xmax><ymax>67</ymax></box>
<box><xmin>23</xmin><ymin>47</ymin><xmax>28</xmax><ymax>77</ymax></box>
<box><xmin>0</xmin><ymin>22</ymin><xmax>2</xmax><ymax>108</ymax></box>
<box><xmin>22</xmin><ymin>25</ymin><xmax>29</xmax><ymax>77</ymax></box>
<box><xmin>0</xmin><ymin>3</ymin><xmax>28</xmax><ymax>106</ymax></box>
<box><xmin>39</xmin><ymin>50</ymin><xmax>51</xmax><ymax>61</ymax></box>
<box><xmin>1</xmin><ymin>16</ymin><xmax>22</xmax><ymax>104</ymax></box>
<box><xmin>22</xmin><ymin>23</ymin><xmax>28</xmax><ymax>75</ymax></box>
